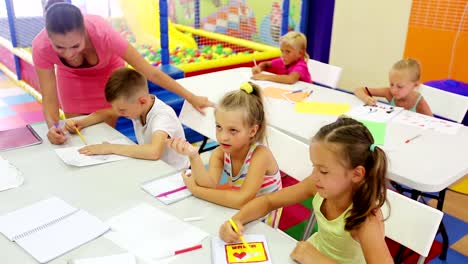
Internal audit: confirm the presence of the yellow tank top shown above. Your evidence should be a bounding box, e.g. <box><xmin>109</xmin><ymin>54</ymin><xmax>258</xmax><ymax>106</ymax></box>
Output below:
<box><xmin>307</xmin><ymin>194</ymin><xmax>366</xmax><ymax>263</ymax></box>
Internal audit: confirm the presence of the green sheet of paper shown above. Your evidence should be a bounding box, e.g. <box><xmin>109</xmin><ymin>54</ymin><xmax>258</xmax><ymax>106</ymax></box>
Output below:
<box><xmin>294</xmin><ymin>102</ymin><xmax>351</xmax><ymax>116</ymax></box>
<box><xmin>359</xmin><ymin>120</ymin><xmax>387</xmax><ymax>145</ymax></box>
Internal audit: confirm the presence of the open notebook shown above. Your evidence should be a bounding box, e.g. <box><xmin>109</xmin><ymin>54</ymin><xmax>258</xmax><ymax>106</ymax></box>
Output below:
<box><xmin>141</xmin><ymin>171</ymin><xmax>192</xmax><ymax>205</ymax></box>
<box><xmin>211</xmin><ymin>235</ymin><xmax>272</xmax><ymax>264</ymax></box>
<box><xmin>0</xmin><ymin>197</ymin><xmax>109</xmax><ymax>263</ymax></box>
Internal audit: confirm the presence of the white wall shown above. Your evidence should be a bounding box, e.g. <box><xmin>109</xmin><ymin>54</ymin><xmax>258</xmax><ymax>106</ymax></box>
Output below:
<box><xmin>329</xmin><ymin>0</ymin><xmax>412</xmax><ymax>91</ymax></box>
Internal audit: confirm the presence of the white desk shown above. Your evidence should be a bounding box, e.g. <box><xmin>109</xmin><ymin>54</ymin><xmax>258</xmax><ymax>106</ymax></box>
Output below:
<box><xmin>0</xmin><ymin>122</ymin><xmax>296</xmax><ymax>264</ymax></box>
<box><xmin>177</xmin><ymin>67</ymin><xmax>468</xmax><ymax>193</ymax></box>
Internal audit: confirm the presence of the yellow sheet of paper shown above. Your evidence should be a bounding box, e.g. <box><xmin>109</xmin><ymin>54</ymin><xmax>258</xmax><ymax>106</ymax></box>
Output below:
<box><xmin>295</xmin><ymin>102</ymin><xmax>351</xmax><ymax>115</ymax></box>
<box><xmin>263</xmin><ymin>87</ymin><xmax>309</xmax><ymax>102</ymax></box>
<box><xmin>225</xmin><ymin>242</ymin><xmax>268</xmax><ymax>263</ymax></box>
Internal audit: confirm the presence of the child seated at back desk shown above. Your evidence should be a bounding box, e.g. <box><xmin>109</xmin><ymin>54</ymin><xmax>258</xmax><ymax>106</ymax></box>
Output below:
<box><xmin>252</xmin><ymin>31</ymin><xmax>312</xmax><ymax>84</ymax></box>
<box><xmin>354</xmin><ymin>58</ymin><xmax>432</xmax><ymax>116</ymax></box>
<box><xmin>65</xmin><ymin>67</ymin><xmax>189</xmax><ymax>170</ymax></box>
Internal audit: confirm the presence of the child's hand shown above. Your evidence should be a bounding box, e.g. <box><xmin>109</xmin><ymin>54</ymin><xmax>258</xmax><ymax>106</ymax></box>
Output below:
<box><xmin>181</xmin><ymin>169</ymin><xmax>198</xmax><ymax>190</ymax></box>
<box><xmin>251</xmin><ymin>66</ymin><xmax>262</xmax><ymax>74</ymax></box>
<box><xmin>65</xmin><ymin>119</ymin><xmax>84</xmax><ymax>134</ymax></box>
<box><xmin>290</xmin><ymin>241</ymin><xmax>316</xmax><ymax>264</ymax></box>
<box><xmin>47</xmin><ymin>125</ymin><xmax>67</xmax><ymax>145</ymax></box>
<box><xmin>251</xmin><ymin>73</ymin><xmax>269</xmax><ymax>81</ymax></box>
<box><xmin>167</xmin><ymin>138</ymin><xmax>199</xmax><ymax>158</ymax></box>
<box><xmin>219</xmin><ymin>219</ymin><xmax>244</xmax><ymax>243</ymax></box>
<box><xmin>365</xmin><ymin>96</ymin><xmax>377</xmax><ymax>106</ymax></box>
<box><xmin>79</xmin><ymin>143</ymin><xmax>113</xmax><ymax>155</ymax></box>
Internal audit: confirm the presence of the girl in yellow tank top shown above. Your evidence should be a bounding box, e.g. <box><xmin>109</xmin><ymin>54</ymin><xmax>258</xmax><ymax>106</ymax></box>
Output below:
<box><xmin>219</xmin><ymin>117</ymin><xmax>394</xmax><ymax>264</ymax></box>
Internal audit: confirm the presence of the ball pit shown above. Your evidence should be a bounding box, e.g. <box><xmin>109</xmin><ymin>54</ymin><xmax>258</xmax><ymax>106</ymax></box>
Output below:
<box><xmin>136</xmin><ymin>44</ymin><xmax>251</xmax><ymax>66</ymax></box>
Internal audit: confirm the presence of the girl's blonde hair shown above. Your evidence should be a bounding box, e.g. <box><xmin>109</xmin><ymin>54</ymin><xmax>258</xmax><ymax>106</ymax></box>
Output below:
<box><xmin>392</xmin><ymin>58</ymin><xmax>421</xmax><ymax>82</ymax></box>
<box><xmin>217</xmin><ymin>82</ymin><xmax>266</xmax><ymax>143</ymax></box>
<box><xmin>312</xmin><ymin>117</ymin><xmax>388</xmax><ymax>231</ymax></box>
<box><xmin>280</xmin><ymin>31</ymin><xmax>310</xmax><ymax>61</ymax></box>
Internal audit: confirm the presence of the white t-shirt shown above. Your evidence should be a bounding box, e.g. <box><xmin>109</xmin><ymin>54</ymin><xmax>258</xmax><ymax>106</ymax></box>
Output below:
<box><xmin>131</xmin><ymin>96</ymin><xmax>189</xmax><ymax>170</ymax></box>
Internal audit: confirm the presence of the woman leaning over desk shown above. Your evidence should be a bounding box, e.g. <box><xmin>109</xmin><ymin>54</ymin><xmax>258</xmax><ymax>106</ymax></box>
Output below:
<box><xmin>33</xmin><ymin>1</ymin><xmax>212</xmax><ymax>144</ymax></box>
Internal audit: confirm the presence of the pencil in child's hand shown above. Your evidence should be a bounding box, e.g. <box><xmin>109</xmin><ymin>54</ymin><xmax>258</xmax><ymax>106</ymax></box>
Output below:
<box><xmin>365</xmin><ymin>86</ymin><xmax>372</xmax><ymax>96</ymax></box>
<box><xmin>228</xmin><ymin>219</ymin><xmax>255</xmax><ymax>256</ymax></box>
<box><xmin>74</xmin><ymin>127</ymin><xmax>88</xmax><ymax>145</ymax></box>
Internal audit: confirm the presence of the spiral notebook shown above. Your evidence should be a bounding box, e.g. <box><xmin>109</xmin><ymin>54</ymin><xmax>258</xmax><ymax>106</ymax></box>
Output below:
<box><xmin>141</xmin><ymin>171</ymin><xmax>192</xmax><ymax>205</ymax></box>
<box><xmin>0</xmin><ymin>197</ymin><xmax>110</xmax><ymax>263</ymax></box>
<box><xmin>0</xmin><ymin>124</ymin><xmax>42</xmax><ymax>151</ymax></box>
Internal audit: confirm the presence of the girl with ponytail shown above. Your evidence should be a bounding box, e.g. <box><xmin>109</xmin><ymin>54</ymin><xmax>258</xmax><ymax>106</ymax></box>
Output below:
<box><xmin>219</xmin><ymin>117</ymin><xmax>393</xmax><ymax>264</ymax></box>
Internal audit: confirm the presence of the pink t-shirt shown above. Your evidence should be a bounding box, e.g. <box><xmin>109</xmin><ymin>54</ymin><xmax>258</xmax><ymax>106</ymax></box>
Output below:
<box><xmin>269</xmin><ymin>58</ymin><xmax>312</xmax><ymax>83</ymax></box>
<box><xmin>32</xmin><ymin>15</ymin><xmax>129</xmax><ymax>114</ymax></box>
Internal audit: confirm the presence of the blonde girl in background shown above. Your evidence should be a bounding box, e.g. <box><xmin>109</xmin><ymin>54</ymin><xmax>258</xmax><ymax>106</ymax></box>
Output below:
<box><xmin>252</xmin><ymin>31</ymin><xmax>312</xmax><ymax>84</ymax></box>
<box><xmin>167</xmin><ymin>82</ymin><xmax>283</xmax><ymax>228</ymax></box>
<box><xmin>219</xmin><ymin>117</ymin><xmax>393</xmax><ymax>264</ymax></box>
<box><xmin>354</xmin><ymin>58</ymin><xmax>432</xmax><ymax>116</ymax></box>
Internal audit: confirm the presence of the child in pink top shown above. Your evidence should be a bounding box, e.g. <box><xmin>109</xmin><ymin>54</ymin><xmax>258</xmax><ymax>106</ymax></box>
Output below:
<box><xmin>252</xmin><ymin>31</ymin><xmax>312</xmax><ymax>84</ymax></box>
<box><xmin>32</xmin><ymin>2</ymin><xmax>212</xmax><ymax>145</ymax></box>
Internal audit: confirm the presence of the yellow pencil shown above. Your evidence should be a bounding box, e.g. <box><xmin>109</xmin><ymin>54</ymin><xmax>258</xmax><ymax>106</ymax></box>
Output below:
<box><xmin>228</xmin><ymin>219</ymin><xmax>255</xmax><ymax>256</ymax></box>
<box><xmin>74</xmin><ymin>127</ymin><xmax>88</xmax><ymax>145</ymax></box>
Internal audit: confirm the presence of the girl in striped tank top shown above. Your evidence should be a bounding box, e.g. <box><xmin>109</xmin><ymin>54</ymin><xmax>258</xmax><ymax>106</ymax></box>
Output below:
<box><xmin>167</xmin><ymin>82</ymin><xmax>282</xmax><ymax>228</ymax></box>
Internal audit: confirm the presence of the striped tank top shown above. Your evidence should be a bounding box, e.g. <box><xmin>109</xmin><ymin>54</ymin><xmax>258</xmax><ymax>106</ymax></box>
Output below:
<box><xmin>220</xmin><ymin>142</ymin><xmax>283</xmax><ymax>228</ymax></box>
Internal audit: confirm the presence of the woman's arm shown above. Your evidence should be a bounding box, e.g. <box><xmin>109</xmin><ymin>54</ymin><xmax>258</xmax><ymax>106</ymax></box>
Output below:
<box><xmin>36</xmin><ymin>67</ymin><xmax>59</xmax><ymax>128</ymax></box>
<box><xmin>122</xmin><ymin>45</ymin><xmax>213</xmax><ymax>113</ymax></box>
<box><xmin>36</xmin><ymin>67</ymin><xmax>67</xmax><ymax>144</ymax></box>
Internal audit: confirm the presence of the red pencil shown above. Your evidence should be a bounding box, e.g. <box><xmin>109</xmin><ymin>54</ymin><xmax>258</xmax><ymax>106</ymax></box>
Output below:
<box><xmin>175</xmin><ymin>244</ymin><xmax>203</xmax><ymax>255</ymax></box>
<box><xmin>156</xmin><ymin>186</ymin><xmax>188</xmax><ymax>197</ymax></box>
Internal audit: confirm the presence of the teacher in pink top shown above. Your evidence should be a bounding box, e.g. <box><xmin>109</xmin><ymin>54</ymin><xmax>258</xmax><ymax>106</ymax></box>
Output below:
<box><xmin>32</xmin><ymin>2</ymin><xmax>212</xmax><ymax>144</ymax></box>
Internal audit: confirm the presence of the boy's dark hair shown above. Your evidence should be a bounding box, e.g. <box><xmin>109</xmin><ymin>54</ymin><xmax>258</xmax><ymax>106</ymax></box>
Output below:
<box><xmin>45</xmin><ymin>2</ymin><xmax>84</xmax><ymax>35</ymax></box>
<box><xmin>105</xmin><ymin>68</ymin><xmax>148</xmax><ymax>102</ymax></box>
<box><xmin>313</xmin><ymin>117</ymin><xmax>388</xmax><ymax>231</ymax></box>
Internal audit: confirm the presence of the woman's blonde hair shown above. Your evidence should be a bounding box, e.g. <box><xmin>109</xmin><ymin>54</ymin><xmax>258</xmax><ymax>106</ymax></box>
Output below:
<box><xmin>392</xmin><ymin>58</ymin><xmax>421</xmax><ymax>82</ymax></box>
<box><xmin>217</xmin><ymin>82</ymin><xmax>266</xmax><ymax>143</ymax></box>
<box><xmin>280</xmin><ymin>31</ymin><xmax>310</xmax><ymax>61</ymax></box>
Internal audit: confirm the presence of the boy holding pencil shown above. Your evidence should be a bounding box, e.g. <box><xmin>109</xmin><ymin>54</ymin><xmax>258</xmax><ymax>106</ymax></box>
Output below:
<box><xmin>65</xmin><ymin>68</ymin><xmax>189</xmax><ymax>170</ymax></box>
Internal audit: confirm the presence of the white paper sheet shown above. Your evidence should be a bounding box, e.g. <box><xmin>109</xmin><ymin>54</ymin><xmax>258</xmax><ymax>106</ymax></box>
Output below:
<box><xmin>0</xmin><ymin>159</ymin><xmax>24</xmax><ymax>191</ymax></box>
<box><xmin>345</xmin><ymin>102</ymin><xmax>403</xmax><ymax>122</ymax></box>
<box><xmin>392</xmin><ymin>110</ymin><xmax>463</xmax><ymax>135</ymax></box>
<box><xmin>105</xmin><ymin>204</ymin><xmax>208</xmax><ymax>261</ymax></box>
<box><xmin>54</xmin><ymin>139</ymin><xmax>131</xmax><ymax>167</ymax></box>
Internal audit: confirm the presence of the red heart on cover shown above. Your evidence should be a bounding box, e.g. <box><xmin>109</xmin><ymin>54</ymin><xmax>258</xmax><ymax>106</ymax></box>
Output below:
<box><xmin>233</xmin><ymin>252</ymin><xmax>247</xmax><ymax>259</ymax></box>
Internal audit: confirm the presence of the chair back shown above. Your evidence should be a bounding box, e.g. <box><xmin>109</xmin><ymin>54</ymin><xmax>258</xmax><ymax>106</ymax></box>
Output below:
<box><xmin>382</xmin><ymin>190</ymin><xmax>444</xmax><ymax>263</ymax></box>
<box><xmin>307</xmin><ymin>59</ymin><xmax>343</xmax><ymax>88</ymax></box>
<box><xmin>267</xmin><ymin>126</ymin><xmax>312</xmax><ymax>181</ymax></box>
<box><xmin>419</xmin><ymin>84</ymin><xmax>468</xmax><ymax>123</ymax></box>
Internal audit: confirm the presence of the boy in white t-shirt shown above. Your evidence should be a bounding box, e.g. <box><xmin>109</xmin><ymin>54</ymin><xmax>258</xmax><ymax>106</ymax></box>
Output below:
<box><xmin>64</xmin><ymin>68</ymin><xmax>189</xmax><ymax>170</ymax></box>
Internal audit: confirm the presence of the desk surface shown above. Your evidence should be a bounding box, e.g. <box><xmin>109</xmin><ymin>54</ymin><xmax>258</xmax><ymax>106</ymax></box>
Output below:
<box><xmin>177</xmin><ymin>67</ymin><xmax>468</xmax><ymax>193</ymax></box>
<box><xmin>0</xmin><ymin>122</ymin><xmax>296</xmax><ymax>264</ymax></box>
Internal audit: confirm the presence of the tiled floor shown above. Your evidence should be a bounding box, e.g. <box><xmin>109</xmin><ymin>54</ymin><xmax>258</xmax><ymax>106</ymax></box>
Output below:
<box><xmin>0</xmin><ymin>74</ymin><xmax>44</xmax><ymax>131</ymax></box>
<box><xmin>0</xmin><ymin>71</ymin><xmax>466</xmax><ymax>262</ymax></box>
